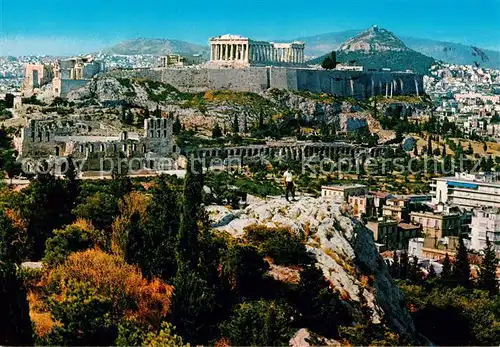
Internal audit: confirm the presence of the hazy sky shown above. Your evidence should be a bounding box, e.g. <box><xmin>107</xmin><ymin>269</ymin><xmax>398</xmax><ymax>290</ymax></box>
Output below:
<box><xmin>1</xmin><ymin>0</ymin><xmax>500</xmax><ymax>55</ymax></box>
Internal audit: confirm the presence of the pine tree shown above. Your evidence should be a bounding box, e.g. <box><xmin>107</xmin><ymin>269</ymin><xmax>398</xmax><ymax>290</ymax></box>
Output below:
<box><xmin>483</xmin><ymin>142</ymin><xmax>488</xmax><ymax>152</ymax></box>
<box><xmin>453</xmin><ymin>237</ymin><xmax>471</xmax><ymax>288</ymax></box>
<box><xmin>442</xmin><ymin>144</ymin><xmax>446</xmax><ymax>157</ymax></box>
<box><xmin>177</xmin><ymin>158</ymin><xmax>203</xmax><ymax>270</ymax></box>
<box><xmin>441</xmin><ymin>253</ymin><xmax>453</xmax><ymax>285</ymax></box>
<box><xmin>479</xmin><ymin>237</ymin><xmax>498</xmax><ymax>297</ymax></box>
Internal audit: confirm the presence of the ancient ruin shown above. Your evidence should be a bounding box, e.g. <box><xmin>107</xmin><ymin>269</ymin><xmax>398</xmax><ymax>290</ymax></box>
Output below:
<box><xmin>209</xmin><ymin>34</ymin><xmax>305</xmax><ymax>68</ymax></box>
<box><xmin>22</xmin><ymin>56</ymin><xmax>104</xmax><ymax>97</ymax></box>
<box><xmin>16</xmin><ymin>116</ymin><xmax>177</xmax><ymax>172</ymax></box>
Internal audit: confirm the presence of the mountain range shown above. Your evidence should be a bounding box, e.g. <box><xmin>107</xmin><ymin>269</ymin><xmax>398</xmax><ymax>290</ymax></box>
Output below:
<box><xmin>294</xmin><ymin>29</ymin><xmax>500</xmax><ymax>69</ymax></box>
<box><xmin>100</xmin><ymin>28</ymin><xmax>500</xmax><ymax>70</ymax></box>
<box><xmin>101</xmin><ymin>38</ymin><xmax>210</xmax><ymax>58</ymax></box>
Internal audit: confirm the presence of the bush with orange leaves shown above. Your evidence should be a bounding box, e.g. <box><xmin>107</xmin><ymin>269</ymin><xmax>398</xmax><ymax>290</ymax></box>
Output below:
<box><xmin>35</xmin><ymin>249</ymin><xmax>173</xmax><ymax>341</ymax></box>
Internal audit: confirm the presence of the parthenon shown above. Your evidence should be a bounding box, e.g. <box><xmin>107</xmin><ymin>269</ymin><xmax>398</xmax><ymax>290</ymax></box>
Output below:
<box><xmin>209</xmin><ymin>34</ymin><xmax>305</xmax><ymax>68</ymax></box>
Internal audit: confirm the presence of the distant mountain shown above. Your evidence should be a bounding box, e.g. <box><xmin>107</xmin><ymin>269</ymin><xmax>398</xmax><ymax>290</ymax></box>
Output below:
<box><xmin>401</xmin><ymin>37</ymin><xmax>500</xmax><ymax>69</ymax></box>
<box><xmin>294</xmin><ymin>29</ymin><xmax>500</xmax><ymax>69</ymax></box>
<box><xmin>309</xmin><ymin>26</ymin><xmax>436</xmax><ymax>74</ymax></box>
<box><xmin>101</xmin><ymin>38</ymin><xmax>210</xmax><ymax>58</ymax></box>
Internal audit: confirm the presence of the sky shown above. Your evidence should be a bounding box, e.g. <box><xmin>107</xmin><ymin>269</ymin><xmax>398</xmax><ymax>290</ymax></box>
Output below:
<box><xmin>1</xmin><ymin>0</ymin><xmax>500</xmax><ymax>56</ymax></box>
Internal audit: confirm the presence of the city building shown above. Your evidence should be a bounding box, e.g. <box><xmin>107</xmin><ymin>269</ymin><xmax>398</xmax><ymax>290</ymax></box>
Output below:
<box><xmin>367</xmin><ymin>219</ymin><xmax>421</xmax><ymax>250</ymax></box>
<box><xmin>410</xmin><ymin>209</ymin><xmax>461</xmax><ymax>238</ymax></box>
<box><xmin>208</xmin><ymin>34</ymin><xmax>305</xmax><ymax>68</ymax></box>
<box><xmin>470</xmin><ymin>208</ymin><xmax>500</xmax><ymax>256</ymax></box>
<box><xmin>321</xmin><ymin>184</ymin><xmax>367</xmax><ymax>200</ymax></box>
<box><xmin>348</xmin><ymin>195</ymin><xmax>375</xmax><ymax>218</ymax></box>
<box><xmin>408</xmin><ymin>236</ymin><xmax>458</xmax><ymax>261</ymax></box>
<box><xmin>382</xmin><ymin>197</ymin><xmax>409</xmax><ymax>222</ymax></box>
<box><xmin>431</xmin><ymin>172</ymin><xmax>500</xmax><ymax>210</ymax></box>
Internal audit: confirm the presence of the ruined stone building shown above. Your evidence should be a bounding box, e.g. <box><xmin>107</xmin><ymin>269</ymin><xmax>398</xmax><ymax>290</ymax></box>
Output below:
<box><xmin>208</xmin><ymin>34</ymin><xmax>305</xmax><ymax>68</ymax></box>
<box><xmin>17</xmin><ymin>116</ymin><xmax>177</xmax><ymax>172</ymax></box>
<box><xmin>52</xmin><ymin>56</ymin><xmax>104</xmax><ymax>97</ymax></box>
<box><xmin>22</xmin><ymin>56</ymin><xmax>104</xmax><ymax>98</ymax></box>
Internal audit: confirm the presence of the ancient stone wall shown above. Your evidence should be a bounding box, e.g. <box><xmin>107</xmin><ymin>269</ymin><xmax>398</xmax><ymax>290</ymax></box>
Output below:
<box><xmin>106</xmin><ymin>67</ymin><xmax>424</xmax><ymax>99</ymax></box>
<box><xmin>17</xmin><ymin>117</ymin><xmax>177</xmax><ymax>172</ymax></box>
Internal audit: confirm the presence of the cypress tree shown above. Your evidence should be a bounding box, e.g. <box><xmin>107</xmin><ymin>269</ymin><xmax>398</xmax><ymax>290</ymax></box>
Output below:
<box><xmin>479</xmin><ymin>237</ymin><xmax>498</xmax><ymax>297</ymax></box>
<box><xmin>427</xmin><ymin>135</ymin><xmax>433</xmax><ymax>156</ymax></box>
<box><xmin>173</xmin><ymin>116</ymin><xmax>182</xmax><ymax>135</ymax></box>
<box><xmin>399</xmin><ymin>251</ymin><xmax>410</xmax><ymax>280</ymax></box>
<box><xmin>177</xmin><ymin>158</ymin><xmax>203</xmax><ymax>270</ymax></box>
<box><xmin>390</xmin><ymin>251</ymin><xmax>400</xmax><ymax>278</ymax></box>
<box><xmin>441</xmin><ymin>253</ymin><xmax>453</xmax><ymax>285</ymax></box>
<box><xmin>212</xmin><ymin>123</ymin><xmax>222</xmax><ymax>138</ymax></box>
<box><xmin>453</xmin><ymin>237</ymin><xmax>471</xmax><ymax>288</ymax></box>
<box><xmin>428</xmin><ymin>264</ymin><xmax>437</xmax><ymax>279</ymax></box>
<box><xmin>232</xmin><ymin>113</ymin><xmax>239</xmax><ymax>133</ymax></box>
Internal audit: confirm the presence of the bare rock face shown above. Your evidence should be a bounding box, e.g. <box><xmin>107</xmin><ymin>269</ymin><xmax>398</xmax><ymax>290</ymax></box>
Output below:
<box><xmin>208</xmin><ymin>196</ymin><xmax>416</xmax><ymax>339</ymax></box>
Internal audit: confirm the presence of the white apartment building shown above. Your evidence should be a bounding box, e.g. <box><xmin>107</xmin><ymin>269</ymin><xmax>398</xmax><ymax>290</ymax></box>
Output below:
<box><xmin>431</xmin><ymin>173</ymin><xmax>500</xmax><ymax>210</ymax></box>
<box><xmin>470</xmin><ymin>208</ymin><xmax>500</xmax><ymax>256</ymax></box>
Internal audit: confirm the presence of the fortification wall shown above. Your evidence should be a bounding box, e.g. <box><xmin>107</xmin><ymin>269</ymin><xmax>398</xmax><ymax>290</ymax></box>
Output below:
<box><xmin>106</xmin><ymin>67</ymin><xmax>424</xmax><ymax>99</ymax></box>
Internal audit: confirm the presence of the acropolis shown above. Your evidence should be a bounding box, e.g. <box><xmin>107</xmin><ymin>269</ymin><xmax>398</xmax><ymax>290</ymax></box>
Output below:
<box><xmin>209</xmin><ymin>34</ymin><xmax>305</xmax><ymax>68</ymax></box>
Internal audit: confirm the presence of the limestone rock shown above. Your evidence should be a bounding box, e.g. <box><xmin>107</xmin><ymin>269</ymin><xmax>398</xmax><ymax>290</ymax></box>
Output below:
<box><xmin>210</xmin><ymin>196</ymin><xmax>417</xmax><ymax>339</ymax></box>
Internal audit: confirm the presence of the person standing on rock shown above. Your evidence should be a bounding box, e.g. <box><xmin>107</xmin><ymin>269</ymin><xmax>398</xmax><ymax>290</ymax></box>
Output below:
<box><xmin>283</xmin><ymin>167</ymin><xmax>295</xmax><ymax>202</ymax></box>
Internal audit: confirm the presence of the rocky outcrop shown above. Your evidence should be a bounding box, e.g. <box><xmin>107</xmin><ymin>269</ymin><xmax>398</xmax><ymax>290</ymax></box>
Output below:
<box><xmin>207</xmin><ymin>197</ymin><xmax>416</xmax><ymax>340</ymax></box>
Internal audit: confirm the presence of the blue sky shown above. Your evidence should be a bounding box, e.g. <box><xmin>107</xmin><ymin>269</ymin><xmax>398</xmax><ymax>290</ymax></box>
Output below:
<box><xmin>1</xmin><ymin>0</ymin><xmax>500</xmax><ymax>55</ymax></box>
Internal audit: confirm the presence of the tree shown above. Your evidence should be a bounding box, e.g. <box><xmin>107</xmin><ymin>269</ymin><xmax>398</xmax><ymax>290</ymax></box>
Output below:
<box><xmin>0</xmin><ymin>211</ymin><xmax>33</xmax><ymax>345</ymax></box>
<box><xmin>220</xmin><ymin>243</ymin><xmax>268</xmax><ymax>298</ymax></box>
<box><xmin>427</xmin><ymin>135</ymin><xmax>433</xmax><ymax>156</ymax></box>
<box><xmin>321</xmin><ymin>51</ymin><xmax>337</xmax><ymax>70</ymax></box>
<box><xmin>220</xmin><ymin>300</ymin><xmax>293</xmax><ymax>346</ymax></box>
<box><xmin>453</xmin><ymin>237</ymin><xmax>471</xmax><ymax>288</ymax></box>
<box><xmin>442</xmin><ymin>144</ymin><xmax>446</xmax><ymax>157</ymax></box>
<box><xmin>173</xmin><ymin>116</ymin><xmax>182</xmax><ymax>135</ymax></box>
<box><xmin>25</xmin><ymin>173</ymin><xmax>72</xmax><ymax>259</ymax></box>
<box><xmin>73</xmin><ymin>192</ymin><xmax>119</xmax><ymax>232</ymax></box>
<box><xmin>170</xmin><ymin>268</ymin><xmax>217</xmax><ymax>344</ymax></box>
<box><xmin>427</xmin><ymin>264</ymin><xmax>437</xmax><ymax>279</ymax></box>
<box><xmin>399</xmin><ymin>251</ymin><xmax>410</xmax><ymax>280</ymax></box>
<box><xmin>40</xmin><ymin>249</ymin><xmax>173</xmax><ymax>345</ymax></box>
<box><xmin>390</xmin><ymin>251</ymin><xmax>400</xmax><ymax>278</ymax></box>
<box><xmin>478</xmin><ymin>237</ymin><xmax>498</xmax><ymax>297</ymax></box>
<box><xmin>441</xmin><ymin>253</ymin><xmax>452</xmax><ymax>284</ymax></box>
<box><xmin>212</xmin><ymin>123</ymin><xmax>222</xmax><ymax>138</ymax></box>
<box><xmin>483</xmin><ymin>142</ymin><xmax>488</xmax><ymax>152</ymax></box>
<box><xmin>177</xmin><ymin>159</ymin><xmax>203</xmax><ymax>270</ymax></box>
<box><xmin>413</xmin><ymin>145</ymin><xmax>419</xmax><ymax>157</ymax></box>
<box><xmin>232</xmin><ymin>113</ymin><xmax>239</xmax><ymax>133</ymax></box>
<box><xmin>43</xmin><ymin>223</ymin><xmax>99</xmax><ymax>266</ymax></box>
<box><xmin>143</xmin><ymin>322</ymin><xmax>188</xmax><ymax>347</ymax></box>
